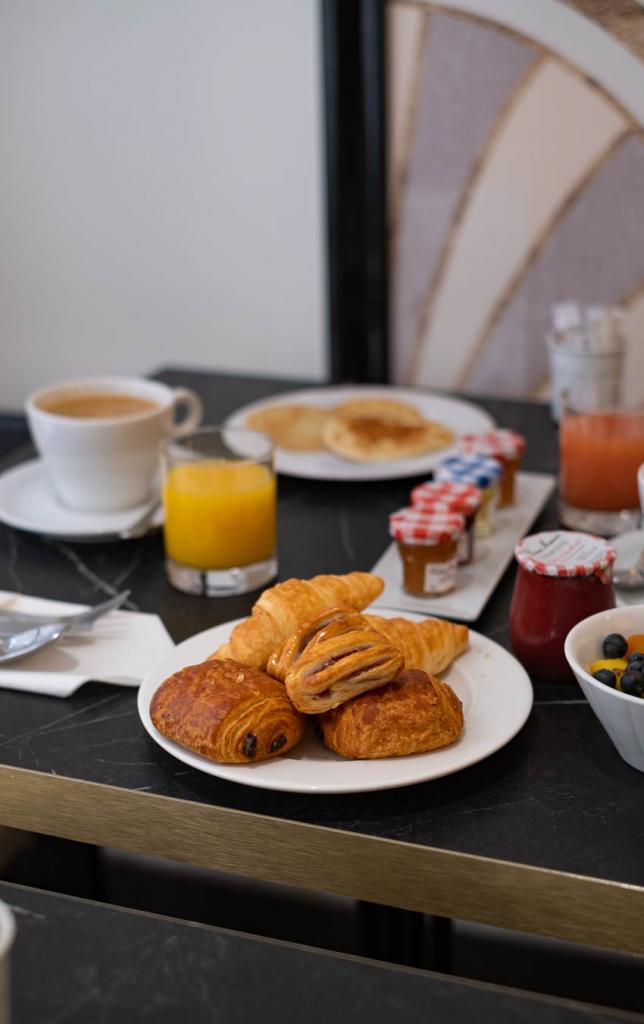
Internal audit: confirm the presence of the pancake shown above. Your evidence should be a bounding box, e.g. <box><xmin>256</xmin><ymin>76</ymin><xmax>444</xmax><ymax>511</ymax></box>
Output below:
<box><xmin>245</xmin><ymin>404</ymin><xmax>328</xmax><ymax>451</ymax></box>
<box><xmin>330</xmin><ymin>397</ymin><xmax>424</xmax><ymax>425</ymax></box>
<box><xmin>322</xmin><ymin>413</ymin><xmax>454</xmax><ymax>463</ymax></box>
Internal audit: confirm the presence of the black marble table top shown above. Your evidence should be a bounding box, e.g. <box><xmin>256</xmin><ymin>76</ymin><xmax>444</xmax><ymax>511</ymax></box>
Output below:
<box><xmin>2</xmin><ymin>881</ymin><xmax>639</xmax><ymax>1024</ymax></box>
<box><xmin>0</xmin><ymin>369</ymin><xmax>642</xmax><ymax>953</ymax></box>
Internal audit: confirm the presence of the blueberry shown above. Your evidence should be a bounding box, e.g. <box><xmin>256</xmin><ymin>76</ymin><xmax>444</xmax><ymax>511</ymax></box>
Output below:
<box><xmin>619</xmin><ymin>671</ymin><xmax>644</xmax><ymax>697</ymax></box>
<box><xmin>593</xmin><ymin>668</ymin><xmax>617</xmax><ymax>688</ymax></box>
<box><xmin>602</xmin><ymin>633</ymin><xmax>628</xmax><ymax>659</ymax></box>
<box><xmin>628</xmin><ymin>652</ymin><xmax>644</xmax><ymax>667</ymax></box>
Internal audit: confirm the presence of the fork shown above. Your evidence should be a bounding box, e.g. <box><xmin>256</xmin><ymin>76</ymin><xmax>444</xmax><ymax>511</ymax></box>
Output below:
<box><xmin>0</xmin><ymin>591</ymin><xmax>130</xmax><ymax>638</ymax></box>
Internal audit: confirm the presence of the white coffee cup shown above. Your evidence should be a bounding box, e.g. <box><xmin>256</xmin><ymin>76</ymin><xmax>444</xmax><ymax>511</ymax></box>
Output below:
<box><xmin>0</xmin><ymin>901</ymin><xmax>15</xmax><ymax>1024</ymax></box>
<box><xmin>26</xmin><ymin>376</ymin><xmax>203</xmax><ymax>513</ymax></box>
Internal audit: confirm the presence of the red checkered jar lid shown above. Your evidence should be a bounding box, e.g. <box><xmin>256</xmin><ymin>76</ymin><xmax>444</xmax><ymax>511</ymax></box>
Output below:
<box><xmin>514</xmin><ymin>531</ymin><xmax>616</xmax><ymax>577</ymax></box>
<box><xmin>460</xmin><ymin>429</ymin><xmax>526</xmax><ymax>460</ymax></box>
<box><xmin>410</xmin><ymin>481</ymin><xmax>482</xmax><ymax>514</ymax></box>
<box><xmin>389</xmin><ymin>508</ymin><xmax>465</xmax><ymax>545</ymax></box>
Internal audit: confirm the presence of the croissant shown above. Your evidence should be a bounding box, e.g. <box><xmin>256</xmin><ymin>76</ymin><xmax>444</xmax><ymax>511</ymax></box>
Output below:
<box><xmin>210</xmin><ymin>572</ymin><xmax>384</xmax><ymax>670</ymax></box>
<box><xmin>363</xmin><ymin>615</ymin><xmax>468</xmax><ymax>675</ymax></box>
<box><xmin>318</xmin><ymin>668</ymin><xmax>464</xmax><ymax>759</ymax></box>
<box><xmin>269</xmin><ymin>609</ymin><xmax>403</xmax><ymax>713</ymax></box>
<box><xmin>150</xmin><ymin>658</ymin><xmax>305</xmax><ymax>764</ymax></box>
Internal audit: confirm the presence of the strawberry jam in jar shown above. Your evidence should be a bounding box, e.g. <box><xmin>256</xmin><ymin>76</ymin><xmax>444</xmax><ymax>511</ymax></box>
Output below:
<box><xmin>389</xmin><ymin>508</ymin><xmax>465</xmax><ymax>596</ymax></box>
<box><xmin>509</xmin><ymin>531</ymin><xmax>616</xmax><ymax>682</ymax></box>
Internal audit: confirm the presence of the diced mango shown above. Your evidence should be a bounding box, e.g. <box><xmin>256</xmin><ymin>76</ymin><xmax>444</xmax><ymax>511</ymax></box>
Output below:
<box><xmin>626</xmin><ymin>635</ymin><xmax>644</xmax><ymax>656</ymax></box>
<box><xmin>589</xmin><ymin>658</ymin><xmax>628</xmax><ymax>676</ymax></box>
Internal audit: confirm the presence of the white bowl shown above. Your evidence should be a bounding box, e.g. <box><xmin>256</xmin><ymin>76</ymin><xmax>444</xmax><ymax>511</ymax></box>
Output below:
<box><xmin>565</xmin><ymin>603</ymin><xmax>644</xmax><ymax>772</ymax></box>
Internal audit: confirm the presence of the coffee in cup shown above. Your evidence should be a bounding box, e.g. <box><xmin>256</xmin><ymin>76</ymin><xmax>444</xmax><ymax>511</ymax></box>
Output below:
<box><xmin>26</xmin><ymin>377</ymin><xmax>203</xmax><ymax>513</ymax></box>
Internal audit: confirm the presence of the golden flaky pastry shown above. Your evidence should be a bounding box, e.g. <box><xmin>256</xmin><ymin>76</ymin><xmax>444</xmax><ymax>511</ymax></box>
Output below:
<box><xmin>364</xmin><ymin>615</ymin><xmax>468</xmax><ymax>675</ymax></box>
<box><xmin>267</xmin><ymin>608</ymin><xmax>404</xmax><ymax>713</ymax></box>
<box><xmin>209</xmin><ymin>572</ymin><xmax>384</xmax><ymax>670</ymax></box>
<box><xmin>330</xmin><ymin>397</ymin><xmax>424</xmax><ymax>425</ymax></box>
<box><xmin>245</xmin><ymin>404</ymin><xmax>329</xmax><ymax>451</ymax></box>
<box><xmin>150</xmin><ymin>659</ymin><xmax>304</xmax><ymax>764</ymax></box>
<box><xmin>268</xmin><ymin>607</ymin><xmax>467</xmax><ymax>683</ymax></box>
<box><xmin>318</xmin><ymin>668</ymin><xmax>463</xmax><ymax>759</ymax></box>
<box><xmin>322</xmin><ymin>414</ymin><xmax>454</xmax><ymax>463</ymax></box>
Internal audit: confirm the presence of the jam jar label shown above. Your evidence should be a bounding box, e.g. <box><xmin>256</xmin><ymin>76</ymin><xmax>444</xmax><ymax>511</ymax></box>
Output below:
<box><xmin>423</xmin><ymin>555</ymin><xmax>458</xmax><ymax>595</ymax></box>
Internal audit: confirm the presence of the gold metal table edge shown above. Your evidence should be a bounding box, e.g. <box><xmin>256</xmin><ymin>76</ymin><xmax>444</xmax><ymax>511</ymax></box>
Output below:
<box><xmin>1</xmin><ymin>764</ymin><xmax>642</xmax><ymax>956</ymax></box>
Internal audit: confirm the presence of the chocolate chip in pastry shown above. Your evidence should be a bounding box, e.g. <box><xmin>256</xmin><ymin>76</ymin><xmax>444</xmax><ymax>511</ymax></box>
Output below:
<box><xmin>150</xmin><ymin>659</ymin><xmax>305</xmax><ymax>764</ymax></box>
<box><xmin>318</xmin><ymin>668</ymin><xmax>463</xmax><ymax>759</ymax></box>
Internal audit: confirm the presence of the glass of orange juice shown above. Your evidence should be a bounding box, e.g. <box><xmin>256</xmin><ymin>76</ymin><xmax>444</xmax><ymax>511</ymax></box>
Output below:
<box><xmin>559</xmin><ymin>388</ymin><xmax>644</xmax><ymax>536</ymax></box>
<box><xmin>161</xmin><ymin>427</ymin><xmax>277</xmax><ymax>595</ymax></box>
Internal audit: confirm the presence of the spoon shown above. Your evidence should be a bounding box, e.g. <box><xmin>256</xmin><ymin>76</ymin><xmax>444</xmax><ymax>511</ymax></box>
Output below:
<box><xmin>614</xmin><ymin>549</ymin><xmax>644</xmax><ymax>591</ymax></box>
<box><xmin>0</xmin><ymin>590</ymin><xmax>130</xmax><ymax>663</ymax></box>
<box><xmin>611</xmin><ymin>531</ymin><xmax>644</xmax><ymax>591</ymax></box>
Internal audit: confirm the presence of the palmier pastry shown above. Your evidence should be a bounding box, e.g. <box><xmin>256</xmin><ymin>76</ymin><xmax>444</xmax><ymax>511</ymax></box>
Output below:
<box><xmin>319</xmin><ymin>669</ymin><xmax>463</xmax><ymax>759</ymax></box>
<box><xmin>274</xmin><ymin>610</ymin><xmax>404</xmax><ymax>714</ymax></box>
<box><xmin>150</xmin><ymin>659</ymin><xmax>304</xmax><ymax>764</ymax></box>
<box><xmin>209</xmin><ymin>571</ymin><xmax>384</xmax><ymax>670</ymax></box>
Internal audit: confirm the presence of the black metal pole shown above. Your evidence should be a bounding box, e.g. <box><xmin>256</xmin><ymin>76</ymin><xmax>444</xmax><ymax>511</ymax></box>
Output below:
<box><xmin>321</xmin><ymin>0</ymin><xmax>389</xmax><ymax>384</ymax></box>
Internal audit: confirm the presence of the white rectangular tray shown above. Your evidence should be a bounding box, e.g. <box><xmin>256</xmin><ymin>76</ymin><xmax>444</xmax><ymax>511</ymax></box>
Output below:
<box><xmin>370</xmin><ymin>471</ymin><xmax>556</xmax><ymax>623</ymax></box>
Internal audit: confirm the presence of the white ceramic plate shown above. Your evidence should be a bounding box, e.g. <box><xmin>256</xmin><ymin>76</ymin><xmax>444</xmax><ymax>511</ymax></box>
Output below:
<box><xmin>226</xmin><ymin>386</ymin><xmax>495</xmax><ymax>480</ymax></box>
<box><xmin>138</xmin><ymin>609</ymin><xmax>533</xmax><ymax>794</ymax></box>
<box><xmin>371</xmin><ymin>472</ymin><xmax>556</xmax><ymax>623</ymax></box>
<box><xmin>0</xmin><ymin>458</ymin><xmax>163</xmax><ymax>542</ymax></box>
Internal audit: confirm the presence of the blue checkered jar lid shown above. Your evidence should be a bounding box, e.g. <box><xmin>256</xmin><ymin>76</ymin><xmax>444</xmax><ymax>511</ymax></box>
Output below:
<box><xmin>434</xmin><ymin>453</ymin><xmax>502</xmax><ymax>489</ymax></box>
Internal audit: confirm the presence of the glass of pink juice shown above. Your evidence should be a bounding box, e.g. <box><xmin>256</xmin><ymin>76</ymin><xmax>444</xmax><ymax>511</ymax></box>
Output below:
<box><xmin>559</xmin><ymin>391</ymin><xmax>644</xmax><ymax>535</ymax></box>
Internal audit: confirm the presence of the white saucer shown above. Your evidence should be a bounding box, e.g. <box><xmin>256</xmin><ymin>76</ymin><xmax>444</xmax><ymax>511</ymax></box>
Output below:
<box><xmin>0</xmin><ymin>459</ymin><xmax>163</xmax><ymax>542</ymax></box>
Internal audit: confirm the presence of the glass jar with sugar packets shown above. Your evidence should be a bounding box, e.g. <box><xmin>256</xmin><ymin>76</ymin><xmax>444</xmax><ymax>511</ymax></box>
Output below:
<box><xmin>434</xmin><ymin>454</ymin><xmax>502</xmax><ymax>537</ymax></box>
<box><xmin>509</xmin><ymin>530</ymin><xmax>615</xmax><ymax>682</ymax></box>
<box><xmin>389</xmin><ymin>508</ymin><xmax>465</xmax><ymax>597</ymax></box>
<box><xmin>458</xmin><ymin>429</ymin><xmax>526</xmax><ymax>507</ymax></box>
<box><xmin>409</xmin><ymin>481</ymin><xmax>482</xmax><ymax>565</ymax></box>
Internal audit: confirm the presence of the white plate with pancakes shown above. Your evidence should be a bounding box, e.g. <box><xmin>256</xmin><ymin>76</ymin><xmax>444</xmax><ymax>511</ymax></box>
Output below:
<box><xmin>226</xmin><ymin>386</ymin><xmax>495</xmax><ymax>480</ymax></box>
<box><xmin>138</xmin><ymin>609</ymin><xmax>533</xmax><ymax>794</ymax></box>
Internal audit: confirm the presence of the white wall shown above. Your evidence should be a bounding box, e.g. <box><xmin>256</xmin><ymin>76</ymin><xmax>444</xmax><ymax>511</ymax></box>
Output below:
<box><xmin>0</xmin><ymin>0</ymin><xmax>328</xmax><ymax>410</ymax></box>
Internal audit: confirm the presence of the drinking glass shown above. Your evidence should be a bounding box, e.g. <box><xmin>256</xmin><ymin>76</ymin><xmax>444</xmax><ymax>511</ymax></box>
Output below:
<box><xmin>162</xmin><ymin>427</ymin><xmax>277</xmax><ymax>595</ymax></box>
<box><xmin>559</xmin><ymin>388</ymin><xmax>644</xmax><ymax>536</ymax></box>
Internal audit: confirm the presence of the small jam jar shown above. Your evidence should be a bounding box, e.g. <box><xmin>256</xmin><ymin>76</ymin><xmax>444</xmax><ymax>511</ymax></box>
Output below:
<box><xmin>389</xmin><ymin>508</ymin><xmax>465</xmax><ymax>597</ymax></box>
<box><xmin>434</xmin><ymin>454</ymin><xmax>502</xmax><ymax>537</ymax></box>
<box><xmin>459</xmin><ymin>429</ymin><xmax>526</xmax><ymax>507</ymax></box>
<box><xmin>409</xmin><ymin>481</ymin><xmax>482</xmax><ymax>565</ymax></box>
<box><xmin>509</xmin><ymin>530</ymin><xmax>616</xmax><ymax>682</ymax></box>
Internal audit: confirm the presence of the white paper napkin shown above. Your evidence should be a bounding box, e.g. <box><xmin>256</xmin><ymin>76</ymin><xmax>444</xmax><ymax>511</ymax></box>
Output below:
<box><xmin>0</xmin><ymin>591</ymin><xmax>174</xmax><ymax>697</ymax></box>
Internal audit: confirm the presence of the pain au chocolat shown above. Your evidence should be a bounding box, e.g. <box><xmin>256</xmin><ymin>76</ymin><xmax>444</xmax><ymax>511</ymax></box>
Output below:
<box><xmin>150</xmin><ymin>659</ymin><xmax>305</xmax><ymax>764</ymax></box>
<box><xmin>318</xmin><ymin>668</ymin><xmax>464</xmax><ymax>759</ymax></box>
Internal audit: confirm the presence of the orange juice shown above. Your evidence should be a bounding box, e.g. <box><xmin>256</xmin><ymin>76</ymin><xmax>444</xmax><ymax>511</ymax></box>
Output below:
<box><xmin>560</xmin><ymin>412</ymin><xmax>644</xmax><ymax>511</ymax></box>
<box><xmin>163</xmin><ymin>460</ymin><xmax>276</xmax><ymax>570</ymax></box>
